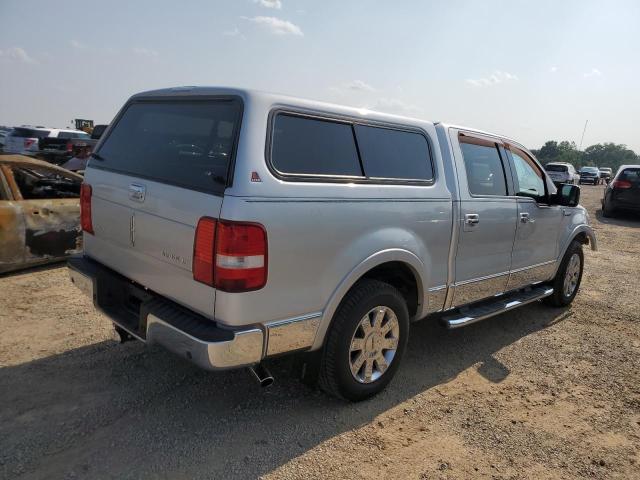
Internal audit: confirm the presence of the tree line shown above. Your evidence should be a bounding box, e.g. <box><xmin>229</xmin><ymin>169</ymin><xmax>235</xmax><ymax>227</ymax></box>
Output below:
<box><xmin>530</xmin><ymin>141</ymin><xmax>639</xmax><ymax>171</ymax></box>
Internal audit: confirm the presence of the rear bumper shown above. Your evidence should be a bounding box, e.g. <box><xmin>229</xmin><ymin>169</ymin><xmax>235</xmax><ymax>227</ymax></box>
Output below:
<box><xmin>67</xmin><ymin>255</ymin><xmax>263</xmax><ymax>370</ymax></box>
<box><xmin>608</xmin><ymin>200</ymin><xmax>640</xmax><ymax>212</ymax></box>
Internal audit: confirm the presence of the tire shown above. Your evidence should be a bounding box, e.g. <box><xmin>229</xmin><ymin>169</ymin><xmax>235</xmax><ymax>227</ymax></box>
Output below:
<box><xmin>318</xmin><ymin>279</ymin><xmax>409</xmax><ymax>401</ymax></box>
<box><xmin>545</xmin><ymin>241</ymin><xmax>584</xmax><ymax>307</ymax></box>
<box><xmin>602</xmin><ymin>199</ymin><xmax>615</xmax><ymax>218</ymax></box>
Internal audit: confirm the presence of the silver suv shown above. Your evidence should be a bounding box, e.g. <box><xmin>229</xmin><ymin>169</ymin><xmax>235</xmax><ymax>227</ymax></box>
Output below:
<box><xmin>68</xmin><ymin>87</ymin><xmax>597</xmax><ymax>401</ymax></box>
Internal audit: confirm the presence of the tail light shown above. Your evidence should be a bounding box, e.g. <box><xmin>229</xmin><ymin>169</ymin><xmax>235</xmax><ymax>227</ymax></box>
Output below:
<box><xmin>192</xmin><ymin>217</ymin><xmax>217</xmax><ymax>286</ymax></box>
<box><xmin>66</xmin><ymin>140</ymin><xmax>73</xmax><ymax>153</ymax></box>
<box><xmin>193</xmin><ymin>218</ymin><xmax>267</xmax><ymax>292</ymax></box>
<box><xmin>612</xmin><ymin>180</ymin><xmax>632</xmax><ymax>189</ymax></box>
<box><xmin>24</xmin><ymin>138</ymin><xmax>35</xmax><ymax>149</ymax></box>
<box><xmin>80</xmin><ymin>183</ymin><xmax>93</xmax><ymax>234</ymax></box>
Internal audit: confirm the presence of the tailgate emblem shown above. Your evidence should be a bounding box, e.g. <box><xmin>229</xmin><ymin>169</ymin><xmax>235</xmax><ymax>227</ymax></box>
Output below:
<box><xmin>129</xmin><ymin>183</ymin><xmax>146</xmax><ymax>202</ymax></box>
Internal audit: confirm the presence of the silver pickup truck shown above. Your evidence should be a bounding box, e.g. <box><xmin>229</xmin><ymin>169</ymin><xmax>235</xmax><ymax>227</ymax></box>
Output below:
<box><xmin>68</xmin><ymin>87</ymin><xmax>596</xmax><ymax>401</ymax></box>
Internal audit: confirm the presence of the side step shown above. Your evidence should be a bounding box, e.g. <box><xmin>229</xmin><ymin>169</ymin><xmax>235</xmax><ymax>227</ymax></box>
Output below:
<box><xmin>441</xmin><ymin>285</ymin><xmax>554</xmax><ymax>329</ymax></box>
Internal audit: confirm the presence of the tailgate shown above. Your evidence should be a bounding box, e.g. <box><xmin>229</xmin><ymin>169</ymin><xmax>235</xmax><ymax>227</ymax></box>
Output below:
<box><xmin>81</xmin><ymin>97</ymin><xmax>243</xmax><ymax>319</ymax></box>
<box><xmin>83</xmin><ymin>169</ymin><xmax>223</xmax><ymax>318</ymax></box>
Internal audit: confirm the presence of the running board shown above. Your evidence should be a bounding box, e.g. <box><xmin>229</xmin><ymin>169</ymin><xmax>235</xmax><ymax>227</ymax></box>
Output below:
<box><xmin>442</xmin><ymin>286</ymin><xmax>554</xmax><ymax>329</ymax></box>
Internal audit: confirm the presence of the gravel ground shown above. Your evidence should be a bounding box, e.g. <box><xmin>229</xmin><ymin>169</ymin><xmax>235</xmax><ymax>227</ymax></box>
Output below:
<box><xmin>1</xmin><ymin>185</ymin><xmax>639</xmax><ymax>480</ymax></box>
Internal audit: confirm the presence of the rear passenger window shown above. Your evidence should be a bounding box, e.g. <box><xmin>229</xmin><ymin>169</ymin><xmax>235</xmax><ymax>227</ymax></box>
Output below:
<box><xmin>354</xmin><ymin>125</ymin><xmax>433</xmax><ymax>180</ymax></box>
<box><xmin>271</xmin><ymin>114</ymin><xmax>362</xmax><ymax>176</ymax></box>
<box><xmin>459</xmin><ymin>137</ymin><xmax>508</xmax><ymax>196</ymax></box>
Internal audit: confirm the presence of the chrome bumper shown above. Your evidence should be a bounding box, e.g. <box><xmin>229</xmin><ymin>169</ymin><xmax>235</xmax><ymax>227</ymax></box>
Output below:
<box><xmin>67</xmin><ymin>256</ymin><xmax>264</xmax><ymax>370</ymax></box>
<box><xmin>145</xmin><ymin>315</ymin><xmax>263</xmax><ymax>370</ymax></box>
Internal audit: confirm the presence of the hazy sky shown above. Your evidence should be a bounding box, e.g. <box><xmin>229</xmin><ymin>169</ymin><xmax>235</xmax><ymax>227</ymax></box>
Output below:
<box><xmin>1</xmin><ymin>0</ymin><xmax>639</xmax><ymax>151</ymax></box>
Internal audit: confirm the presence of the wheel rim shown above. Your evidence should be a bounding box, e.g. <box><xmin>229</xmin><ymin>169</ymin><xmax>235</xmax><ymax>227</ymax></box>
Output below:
<box><xmin>349</xmin><ymin>306</ymin><xmax>400</xmax><ymax>384</ymax></box>
<box><xmin>563</xmin><ymin>253</ymin><xmax>581</xmax><ymax>297</ymax></box>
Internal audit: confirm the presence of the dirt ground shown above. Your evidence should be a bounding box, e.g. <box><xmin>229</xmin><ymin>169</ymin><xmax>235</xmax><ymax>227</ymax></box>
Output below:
<box><xmin>1</xmin><ymin>185</ymin><xmax>639</xmax><ymax>480</ymax></box>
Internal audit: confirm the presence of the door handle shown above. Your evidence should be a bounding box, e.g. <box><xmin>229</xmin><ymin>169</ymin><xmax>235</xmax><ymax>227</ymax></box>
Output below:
<box><xmin>520</xmin><ymin>212</ymin><xmax>534</xmax><ymax>223</ymax></box>
<box><xmin>464</xmin><ymin>213</ymin><xmax>480</xmax><ymax>225</ymax></box>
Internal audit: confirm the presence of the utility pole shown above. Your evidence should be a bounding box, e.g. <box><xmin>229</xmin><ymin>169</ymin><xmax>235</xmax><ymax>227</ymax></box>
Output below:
<box><xmin>578</xmin><ymin>120</ymin><xmax>588</xmax><ymax>168</ymax></box>
<box><xmin>579</xmin><ymin>120</ymin><xmax>588</xmax><ymax>151</ymax></box>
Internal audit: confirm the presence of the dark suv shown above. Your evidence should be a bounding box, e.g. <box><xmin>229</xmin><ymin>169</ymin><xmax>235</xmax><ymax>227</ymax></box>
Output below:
<box><xmin>579</xmin><ymin>166</ymin><xmax>600</xmax><ymax>185</ymax></box>
<box><xmin>602</xmin><ymin>166</ymin><xmax>640</xmax><ymax>217</ymax></box>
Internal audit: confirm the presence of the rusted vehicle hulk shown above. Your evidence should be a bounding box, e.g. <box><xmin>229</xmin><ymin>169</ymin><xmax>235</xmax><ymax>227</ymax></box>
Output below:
<box><xmin>0</xmin><ymin>154</ymin><xmax>82</xmax><ymax>273</ymax></box>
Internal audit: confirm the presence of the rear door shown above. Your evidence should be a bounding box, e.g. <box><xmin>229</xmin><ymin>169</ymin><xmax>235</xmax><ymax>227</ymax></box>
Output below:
<box><xmin>505</xmin><ymin>145</ymin><xmax>562</xmax><ymax>289</ymax></box>
<box><xmin>450</xmin><ymin>130</ymin><xmax>518</xmax><ymax>307</ymax></box>
<box><xmin>83</xmin><ymin>97</ymin><xmax>243</xmax><ymax>319</ymax></box>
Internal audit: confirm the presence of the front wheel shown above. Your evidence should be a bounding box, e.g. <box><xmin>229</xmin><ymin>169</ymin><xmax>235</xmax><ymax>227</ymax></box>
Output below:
<box><xmin>319</xmin><ymin>279</ymin><xmax>409</xmax><ymax>401</ymax></box>
<box><xmin>545</xmin><ymin>241</ymin><xmax>584</xmax><ymax>307</ymax></box>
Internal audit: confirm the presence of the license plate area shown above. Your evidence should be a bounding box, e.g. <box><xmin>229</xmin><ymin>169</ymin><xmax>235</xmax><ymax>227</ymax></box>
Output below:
<box><xmin>97</xmin><ymin>274</ymin><xmax>154</xmax><ymax>340</ymax></box>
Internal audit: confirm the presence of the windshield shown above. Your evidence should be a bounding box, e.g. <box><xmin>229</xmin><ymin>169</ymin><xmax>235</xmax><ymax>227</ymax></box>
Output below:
<box><xmin>95</xmin><ymin>98</ymin><xmax>242</xmax><ymax>193</ymax></box>
<box><xmin>581</xmin><ymin>167</ymin><xmax>599</xmax><ymax>173</ymax></box>
<box><xmin>545</xmin><ymin>164</ymin><xmax>568</xmax><ymax>172</ymax></box>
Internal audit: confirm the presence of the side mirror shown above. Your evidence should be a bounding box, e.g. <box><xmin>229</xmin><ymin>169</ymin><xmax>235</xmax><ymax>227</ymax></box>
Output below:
<box><xmin>552</xmin><ymin>184</ymin><xmax>580</xmax><ymax>207</ymax></box>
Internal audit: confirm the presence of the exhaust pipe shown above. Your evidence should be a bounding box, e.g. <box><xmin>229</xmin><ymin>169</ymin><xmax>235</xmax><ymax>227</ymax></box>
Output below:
<box><xmin>248</xmin><ymin>363</ymin><xmax>274</xmax><ymax>388</ymax></box>
<box><xmin>114</xmin><ymin>325</ymin><xmax>135</xmax><ymax>344</ymax></box>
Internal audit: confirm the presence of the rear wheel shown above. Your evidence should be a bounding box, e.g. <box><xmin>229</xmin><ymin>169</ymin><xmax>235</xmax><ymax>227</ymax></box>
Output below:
<box><xmin>602</xmin><ymin>199</ymin><xmax>615</xmax><ymax>218</ymax></box>
<box><xmin>319</xmin><ymin>279</ymin><xmax>409</xmax><ymax>401</ymax></box>
<box><xmin>545</xmin><ymin>241</ymin><xmax>584</xmax><ymax>307</ymax></box>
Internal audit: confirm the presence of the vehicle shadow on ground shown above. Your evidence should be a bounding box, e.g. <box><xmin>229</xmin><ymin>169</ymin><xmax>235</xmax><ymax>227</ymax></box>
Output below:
<box><xmin>594</xmin><ymin>209</ymin><xmax>640</xmax><ymax>228</ymax></box>
<box><xmin>0</xmin><ymin>260</ymin><xmax>66</xmax><ymax>279</ymax></box>
<box><xmin>0</xmin><ymin>304</ymin><xmax>571</xmax><ymax>480</ymax></box>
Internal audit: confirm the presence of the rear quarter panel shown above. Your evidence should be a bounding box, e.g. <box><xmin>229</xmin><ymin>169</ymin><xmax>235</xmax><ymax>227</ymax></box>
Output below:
<box><xmin>218</xmin><ymin>96</ymin><xmax>453</xmax><ymax>346</ymax></box>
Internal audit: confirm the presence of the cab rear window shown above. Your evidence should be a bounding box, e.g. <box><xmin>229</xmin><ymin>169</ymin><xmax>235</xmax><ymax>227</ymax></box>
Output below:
<box><xmin>95</xmin><ymin>99</ymin><xmax>242</xmax><ymax>193</ymax></box>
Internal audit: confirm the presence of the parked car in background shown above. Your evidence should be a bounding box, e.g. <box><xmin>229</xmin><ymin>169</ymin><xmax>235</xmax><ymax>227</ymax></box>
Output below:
<box><xmin>3</xmin><ymin>127</ymin><xmax>52</xmax><ymax>155</ymax></box>
<box><xmin>0</xmin><ymin>154</ymin><xmax>83</xmax><ymax>274</ymax></box>
<box><xmin>544</xmin><ymin>162</ymin><xmax>579</xmax><ymax>186</ymax></box>
<box><xmin>90</xmin><ymin>124</ymin><xmax>109</xmax><ymax>140</ymax></box>
<box><xmin>67</xmin><ymin>87</ymin><xmax>596</xmax><ymax>401</ymax></box>
<box><xmin>4</xmin><ymin>127</ymin><xmax>91</xmax><ymax>159</ymax></box>
<box><xmin>601</xmin><ymin>165</ymin><xmax>640</xmax><ymax>217</ymax></box>
<box><xmin>579</xmin><ymin>166</ymin><xmax>601</xmax><ymax>185</ymax></box>
<box><xmin>37</xmin><ymin>129</ymin><xmax>92</xmax><ymax>164</ymax></box>
<box><xmin>599</xmin><ymin>167</ymin><xmax>613</xmax><ymax>184</ymax></box>
<box><xmin>38</xmin><ymin>125</ymin><xmax>109</xmax><ymax>165</ymax></box>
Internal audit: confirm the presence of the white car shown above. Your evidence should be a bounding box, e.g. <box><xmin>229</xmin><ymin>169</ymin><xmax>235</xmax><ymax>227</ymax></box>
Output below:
<box><xmin>544</xmin><ymin>162</ymin><xmax>580</xmax><ymax>186</ymax></box>
<box><xmin>3</xmin><ymin>127</ymin><xmax>89</xmax><ymax>156</ymax></box>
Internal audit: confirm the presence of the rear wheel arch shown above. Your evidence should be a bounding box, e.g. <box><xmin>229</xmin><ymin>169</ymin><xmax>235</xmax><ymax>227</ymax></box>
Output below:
<box><xmin>311</xmin><ymin>251</ymin><xmax>427</xmax><ymax>351</ymax></box>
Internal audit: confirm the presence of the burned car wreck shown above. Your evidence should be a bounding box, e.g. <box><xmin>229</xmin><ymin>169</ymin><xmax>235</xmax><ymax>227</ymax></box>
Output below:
<box><xmin>0</xmin><ymin>154</ymin><xmax>82</xmax><ymax>273</ymax></box>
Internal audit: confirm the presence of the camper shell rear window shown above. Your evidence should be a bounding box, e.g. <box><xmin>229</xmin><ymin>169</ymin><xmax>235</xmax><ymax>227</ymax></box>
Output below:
<box><xmin>94</xmin><ymin>97</ymin><xmax>243</xmax><ymax>194</ymax></box>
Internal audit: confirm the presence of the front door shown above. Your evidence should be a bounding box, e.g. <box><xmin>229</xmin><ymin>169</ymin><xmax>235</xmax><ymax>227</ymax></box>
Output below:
<box><xmin>505</xmin><ymin>145</ymin><xmax>562</xmax><ymax>290</ymax></box>
<box><xmin>450</xmin><ymin>130</ymin><xmax>518</xmax><ymax>307</ymax></box>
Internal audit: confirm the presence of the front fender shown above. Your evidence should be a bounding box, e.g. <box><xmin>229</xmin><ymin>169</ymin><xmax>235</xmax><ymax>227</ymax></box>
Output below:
<box><xmin>562</xmin><ymin>224</ymin><xmax>598</xmax><ymax>255</ymax></box>
<box><xmin>309</xmin><ymin>248</ymin><xmax>426</xmax><ymax>351</ymax></box>
<box><xmin>552</xmin><ymin>224</ymin><xmax>597</xmax><ymax>279</ymax></box>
